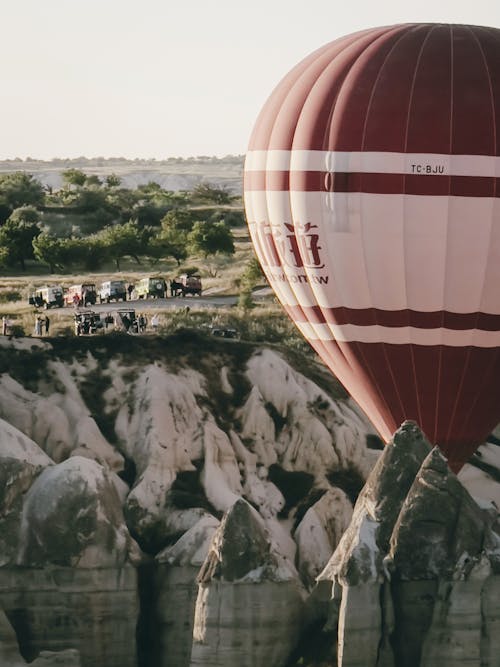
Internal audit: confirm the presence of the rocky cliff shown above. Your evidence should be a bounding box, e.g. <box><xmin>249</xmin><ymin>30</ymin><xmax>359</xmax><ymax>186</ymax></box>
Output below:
<box><xmin>319</xmin><ymin>422</ymin><xmax>500</xmax><ymax>667</ymax></box>
<box><xmin>0</xmin><ymin>332</ymin><xmax>375</xmax><ymax>666</ymax></box>
<box><xmin>0</xmin><ymin>333</ymin><xmax>498</xmax><ymax>667</ymax></box>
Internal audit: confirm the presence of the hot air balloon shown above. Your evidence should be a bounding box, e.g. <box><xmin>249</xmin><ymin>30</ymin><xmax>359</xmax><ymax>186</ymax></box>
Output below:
<box><xmin>244</xmin><ymin>23</ymin><xmax>500</xmax><ymax>472</ymax></box>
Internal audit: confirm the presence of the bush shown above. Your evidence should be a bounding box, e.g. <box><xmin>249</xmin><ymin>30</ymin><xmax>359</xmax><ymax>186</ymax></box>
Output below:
<box><xmin>8</xmin><ymin>324</ymin><xmax>25</xmax><ymax>338</ymax></box>
<box><xmin>238</xmin><ymin>290</ymin><xmax>254</xmax><ymax>311</ymax></box>
<box><xmin>0</xmin><ymin>290</ymin><xmax>22</xmax><ymax>303</ymax></box>
<box><xmin>177</xmin><ymin>265</ymin><xmax>200</xmax><ymax>277</ymax></box>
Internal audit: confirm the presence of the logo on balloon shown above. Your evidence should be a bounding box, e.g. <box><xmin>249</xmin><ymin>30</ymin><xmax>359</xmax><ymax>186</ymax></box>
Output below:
<box><xmin>255</xmin><ymin>221</ymin><xmax>325</xmax><ymax>269</ymax></box>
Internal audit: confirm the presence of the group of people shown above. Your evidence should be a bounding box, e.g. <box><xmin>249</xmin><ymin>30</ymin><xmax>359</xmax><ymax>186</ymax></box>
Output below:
<box><xmin>121</xmin><ymin>313</ymin><xmax>150</xmax><ymax>334</ymax></box>
<box><xmin>34</xmin><ymin>315</ymin><xmax>50</xmax><ymax>336</ymax></box>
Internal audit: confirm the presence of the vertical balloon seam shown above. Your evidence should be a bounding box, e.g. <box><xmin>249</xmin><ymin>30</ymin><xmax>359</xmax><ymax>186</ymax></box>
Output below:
<box><xmin>290</xmin><ymin>42</ymin><xmax>381</xmax><ymax>398</ymax></box>
<box><xmin>356</xmin><ymin>26</ymin><xmax>419</xmax><ymax>426</ymax></box>
<box><xmin>442</xmin><ymin>26</ymin><xmax>490</xmax><ymax>456</ymax></box>
<box><xmin>308</xmin><ymin>29</ymin><xmax>402</xmax><ymax>436</ymax></box>
<box><xmin>456</xmin><ymin>26</ymin><xmax>500</xmax><ymax>460</ymax></box>
<box><xmin>401</xmin><ymin>24</ymin><xmax>436</xmax><ymax>438</ymax></box>
<box><xmin>328</xmin><ymin>31</ymin><xmax>407</xmax><ymax>438</ymax></box>
<box><xmin>261</xmin><ymin>50</ymin><xmax>352</xmax><ymax>388</ymax></box>
<box><xmin>244</xmin><ymin>38</ymin><xmax>372</xmax><ymax>408</ymax></box>
<box><xmin>286</xmin><ymin>29</ymin><xmax>398</xmax><ymax>438</ymax></box>
<box><xmin>434</xmin><ymin>24</ymin><xmax>454</xmax><ymax>446</ymax></box>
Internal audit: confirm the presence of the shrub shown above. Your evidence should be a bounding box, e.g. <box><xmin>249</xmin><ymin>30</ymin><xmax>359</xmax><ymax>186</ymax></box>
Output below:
<box><xmin>237</xmin><ymin>289</ymin><xmax>254</xmax><ymax>311</ymax></box>
<box><xmin>8</xmin><ymin>324</ymin><xmax>25</xmax><ymax>338</ymax></box>
<box><xmin>0</xmin><ymin>290</ymin><xmax>22</xmax><ymax>303</ymax></box>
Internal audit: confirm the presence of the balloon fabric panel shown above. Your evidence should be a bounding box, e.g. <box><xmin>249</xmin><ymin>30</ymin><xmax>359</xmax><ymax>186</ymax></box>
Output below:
<box><xmin>244</xmin><ymin>23</ymin><xmax>500</xmax><ymax>471</ymax></box>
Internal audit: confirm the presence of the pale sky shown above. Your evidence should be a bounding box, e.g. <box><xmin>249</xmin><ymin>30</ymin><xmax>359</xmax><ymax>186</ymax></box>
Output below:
<box><xmin>1</xmin><ymin>0</ymin><xmax>500</xmax><ymax>160</ymax></box>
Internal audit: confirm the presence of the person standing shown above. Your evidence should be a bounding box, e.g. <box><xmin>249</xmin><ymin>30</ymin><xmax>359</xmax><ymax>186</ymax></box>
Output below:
<box><xmin>151</xmin><ymin>313</ymin><xmax>160</xmax><ymax>332</ymax></box>
<box><xmin>44</xmin><ymin>315</ymin><xmax>50</xmax><ymax>335</ymax></box>
<box><xmin>34</xmin><ymin>316</ymin><xmax>42</xmax><ymax>336</ymax></box>
<box><xmin>2</xmin><ymin>316</ymin><xmax>7</xmax><ymax>336</ymax></box>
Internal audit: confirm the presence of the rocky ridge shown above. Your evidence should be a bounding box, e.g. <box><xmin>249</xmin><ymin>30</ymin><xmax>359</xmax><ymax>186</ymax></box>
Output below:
<box><xmin>319</xmin><ymin>421</ymin><xmax>500</xmax><ymax>667</ymax></box>
<box><xmin>0</xmin><ymin>334</ymin><xmax>375</xmax><ymax>666</ymax></box>
<box><xmin>0</xmin><ymin>334</ymin><xmax>499</xmax><ymax>666</ymax></box>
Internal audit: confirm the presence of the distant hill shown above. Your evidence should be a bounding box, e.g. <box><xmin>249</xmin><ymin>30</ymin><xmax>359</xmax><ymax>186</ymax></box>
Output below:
<box><xmin>0</xmin><ymin>155</ymin><xmax>245</xmax><ymax>194</ymax></box>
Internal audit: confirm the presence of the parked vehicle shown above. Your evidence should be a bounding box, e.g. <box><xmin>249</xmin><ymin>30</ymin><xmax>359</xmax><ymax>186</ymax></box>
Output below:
<box><xmin>135</xmin><ymin>276</ymin><xmax>167</xmax><ymax>299</ymax></box>
<box><xmin>74</xmin><ymin>310</ymin><xmax>104</xmax><ymax>335</ymax></box>
<box><xmin>28</xmin><ymin>285</ymin><xmax>64</xmax><ymax>309</ymax></box>
<box><xmin>65</xmin><ymin>283</ymin><xmax>97</xmax><ymax>307</ymax></box>
<box><xmin>112</xmin><ymin>309</ymin><xmax>138</xmax><ymax>333</ymax></box>
<box><xmin>173</xmin><ymin>274</ymin><xmax>202</xmax><ymax>297</ymax></box>
<box><xmin>98</xmin><ymin>280</ymin><xmax>127</xmax><ymax>303</ymax></box>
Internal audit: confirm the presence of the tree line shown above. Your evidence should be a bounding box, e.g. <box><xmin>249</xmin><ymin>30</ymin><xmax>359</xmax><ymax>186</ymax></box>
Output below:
<box><xmin>0</xmin><ymin>170</ymin><xmax>244</xmax><ymax>273</ymax></box>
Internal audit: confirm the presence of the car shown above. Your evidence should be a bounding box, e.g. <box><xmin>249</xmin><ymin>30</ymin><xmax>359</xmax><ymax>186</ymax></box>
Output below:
<box><xmin>135</xmin><ymin>276</ymin><xmax>167</xmax><ymax>299</ymax></box>
<box><xmin>65</xmin><ymin>283</ymin><xmax>97</xmax><ymax>307</ymax></box>
<box><xmin>28</xmin><ymin>285</ymin><xmax>64</xmax><ymax>309</ymax></box>
<box><xmin>98</xmin><ymin>280</ymin><xmax>127</xmax><ymax>303</ymax></box>
<box><xmin>211</xmin><ymin>327</ymin><xmax>238</xmax><ymax>338</ymax></box>
<box><xmin>74</xmin><ymin>310</ymin><xmax>104</xmax><ymax>335</ymax></box>
<box><xmin>173</xmin><ymin>274</ymin><xmax>202</xmax><ymax>297</ymax></box>
<box><xmin>111</xmin><ymin>309</ymin><xmax>138</xmax><ymax>333</ymax></box>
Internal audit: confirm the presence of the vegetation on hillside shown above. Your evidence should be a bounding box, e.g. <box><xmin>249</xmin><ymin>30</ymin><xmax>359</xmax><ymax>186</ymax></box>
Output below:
<box><xmin>0</xmin><ymin>169</ymin><xmax>244</xmax><ymax>274</ymax></box>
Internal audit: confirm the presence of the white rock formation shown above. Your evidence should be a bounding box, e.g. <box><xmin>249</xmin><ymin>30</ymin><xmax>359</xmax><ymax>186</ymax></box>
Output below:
<box><xmin>244</xmin><ymin>350</ymin><xmax>378</xmax><ymax>478</ymax></box>
<box><xmin>0</xmin><ymin>332</ymin><xmax>499</xmax><ymax>667</ymax></box>
<box><xmin>190</xmin><ymin>500</ymin><xmax>306</xmax><ymax>667</ymax></box>
<box><xmin>319</xmin><ymin>422</ymin><xmax>500</xmax><ymax>667</ymax></box>
<box><xmin>155</xmin><ymin>516</ymin><xmax>220</xmax><ymax>667</ymax></box>
<box><xmin>17</xmin><ymin>456</ymin><xmax>137</xmax><ymax>567</ymax></box>
<box><xmin>0</xmin><ymin>419</ymin><xmax>53</xmax><ymax>566</ymax></box>
<box><xmin>294</xmin><ymin>488</ymin><xmax>353</xmax><ymax>586</ymax></box>
<box><xmin>0</xmin><ymin>367</ymin><xmax>122</xmax><ymax>470</ymax></box>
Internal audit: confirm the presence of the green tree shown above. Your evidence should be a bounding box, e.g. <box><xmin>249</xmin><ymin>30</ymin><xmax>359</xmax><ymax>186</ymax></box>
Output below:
<box><xmin>160</xmin><ymin>208</ymin><xmax>198</xmax><ymax>233</ymax></box>
<box><xmin>133</xmin><ymin>202</ymin><xmax>171</xmax><ymax>228</ymax></box>
<box><xmin>211</xmin><ymin>208</ymin><xmax>246</xmax><ymax>227</ymax></box>
<box><xmin>9</xmin><ymin>205</ymin><xmax>41</xmax><ymax>225</ymax></box>
<box><xmin>62</xmin><ymin>168</ymin><xmax>87</xmax><ymax>188</ymax></box>
<box><xmin>85</xmin><ymin>174</ymin><xmax>102</xmax><ymax>188</ymax></box>
<box><xmin>97</xmin><ymin>220</ymin><xmax>147</xmax><ymax>269</ymax></box>
<box><xmin>238</xmin><ymin>256</ymin><xmax>265</xmax><ymax>311</ymax></box>
<box><xmin>0</xmin><ymin>214</ymin><xmax>41</xmax><ymax>270</ymax></box>
<box><xmin>151</xmin><ymin>226</ymin><xmax>188</xmax><ymax>265</ymax></box>
<box><xmin>191</xmin><ymin>182</ymin><xmax>234</xmax><ymax>205</ymax></box>
<box><xmin>0</xmin><ymin>173</ymin><xmax>45</xmax><ymax>222</ymax></box>
<box><xmin>240</xmin><ymin>256</ymin><xmax>264</xmax><ymax>290</ymax></box>
<box><xmin>187</xmin><ymin>220</ymin><xmax>235</xmax><ymax>258</ymax></box>
<box><xmin>64</xmin><ymin>236</ymin><xmax>108</xmax><ymax>271</ymax></box>
<box><xmin>105</xmin><ymin>173</ymin><xmax>122</xmax><ymax>188</ymax></box>
<box><xmin>32</xmin><ymin>233</ymin><xmax>68</xmax><ymax>273</ymax></box>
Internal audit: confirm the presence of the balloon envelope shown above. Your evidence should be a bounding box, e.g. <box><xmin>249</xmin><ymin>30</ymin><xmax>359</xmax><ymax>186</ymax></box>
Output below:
<box><xmin>244</xmin><ymin>23</ymin><xmax>500</xmax><ymax>472</ymax></box>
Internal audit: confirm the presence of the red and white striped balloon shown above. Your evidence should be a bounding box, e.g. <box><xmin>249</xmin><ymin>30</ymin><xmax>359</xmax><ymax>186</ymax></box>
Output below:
<box><xmin>244</xmin><ymin>23</ymin><xmax>500</xmax><ymax>472</ymax></box>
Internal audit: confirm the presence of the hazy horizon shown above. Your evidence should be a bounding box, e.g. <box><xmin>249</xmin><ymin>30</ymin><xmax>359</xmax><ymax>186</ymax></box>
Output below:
<box><xmin>2</xmin><ymin>0</ymin><xmax>500</xmax><ymax>161</ymax></box>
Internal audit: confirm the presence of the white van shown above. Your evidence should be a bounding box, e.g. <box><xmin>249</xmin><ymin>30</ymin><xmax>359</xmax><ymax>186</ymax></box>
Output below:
<box><xmin>98</xmin><ymin>280</ymin><xmax>127</xmax><ymax>303</ymax></box>
<box><xmin>29</xmin><ymin>285</ymin><xmax>64</xmax><ymax>309</ymax></box>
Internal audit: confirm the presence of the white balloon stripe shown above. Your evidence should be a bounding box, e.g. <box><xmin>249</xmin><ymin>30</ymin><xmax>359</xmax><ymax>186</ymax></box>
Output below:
<box><xmin>245</xmin><ymin>150</ymin><xmax>500</xmax><ymax>178</ymax></box>
<box><xmin>301</xmin><ymin>323</ymin><xmax>500</xmax><ymax>347</ymax></box>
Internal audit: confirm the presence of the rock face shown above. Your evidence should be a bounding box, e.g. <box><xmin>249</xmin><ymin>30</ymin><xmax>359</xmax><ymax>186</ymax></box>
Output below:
<box><xmin>191</xmin><ymin>499</ymin><xmax>306</xmax><ymax>667</ymax></box>
<box><xmin>320</xmin><ymin>421</ymin><xmax>500</xmax><ymax>667</ymax></box>
<box><xmin>0</xmin><ymin>455</ymin><xmax>139</xmax><ymax>667</ymax></box>
<box><xmin>0</xmin><ymin>335</ymin><xmax>379</xmax><ymax>667</ymax></box>
<box><xmin>0</xmin><ymin>567</ymin><xmax>134</xmax><ymax>667</ymax></box>
<box><xmin>1</xmin><ymin>334</ymin><xmax>499</xmax><ymax>667</ymax></box>
<box><xmin>0</xmin><ymin>420</ymin><xmax>53</xmax><ymax>567</ymax></box>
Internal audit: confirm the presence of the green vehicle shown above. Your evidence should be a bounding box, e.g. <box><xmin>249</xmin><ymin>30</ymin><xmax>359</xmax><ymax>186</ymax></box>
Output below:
<box><xmin>135</xmin><ymin>276</ymin><xmax>167</xmax><ymax>299</ymax></box>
